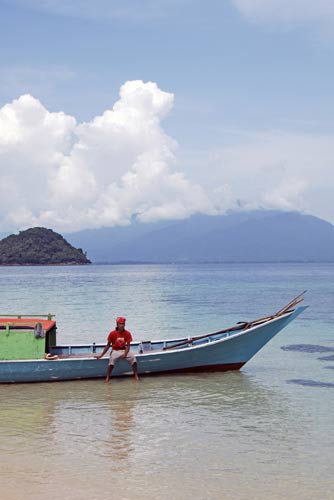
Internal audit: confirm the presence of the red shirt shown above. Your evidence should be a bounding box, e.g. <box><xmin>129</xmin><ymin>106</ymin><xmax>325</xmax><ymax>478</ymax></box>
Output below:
<box><xmin>107</xmin><ymin>329</ymin><xmax>133</xmax><ymax>350</ymax></box>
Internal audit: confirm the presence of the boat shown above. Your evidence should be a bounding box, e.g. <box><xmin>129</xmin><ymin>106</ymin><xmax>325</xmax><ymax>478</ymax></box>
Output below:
<box><xmin>0</xmin><ymin>293</ymin><xmax>307</xmax><ymax>383</ymax></box>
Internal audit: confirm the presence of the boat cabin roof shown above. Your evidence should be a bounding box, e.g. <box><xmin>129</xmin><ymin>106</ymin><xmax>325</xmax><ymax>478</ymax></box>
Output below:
<box><xmin>0</xmin><ymin>317</ymin><xmax>56</xmax><ymax>332</ymax></box>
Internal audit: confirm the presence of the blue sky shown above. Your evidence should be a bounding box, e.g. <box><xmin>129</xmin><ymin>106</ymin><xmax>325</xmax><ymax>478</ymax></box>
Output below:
<box><xmin>1</xmin><ymin>0</ymin><xmax>334</xmax><ymax>231</ymax></box>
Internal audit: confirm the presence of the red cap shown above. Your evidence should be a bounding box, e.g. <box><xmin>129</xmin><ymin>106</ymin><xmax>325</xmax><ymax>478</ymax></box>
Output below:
<box><xmin>116</xmin><ymin>316</ymin><xmax>126</xmax><ymax>324</ymax></box>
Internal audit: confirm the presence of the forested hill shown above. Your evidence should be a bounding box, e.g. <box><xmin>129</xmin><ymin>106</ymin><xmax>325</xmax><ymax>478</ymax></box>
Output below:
<box><xmin>0</xmin><ymin>227</ymin><xmax>91</xmax><ymax>265</ymax></box>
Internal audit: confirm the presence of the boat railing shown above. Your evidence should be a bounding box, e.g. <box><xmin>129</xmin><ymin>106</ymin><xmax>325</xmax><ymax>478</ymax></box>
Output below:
<box><xmin>0</xmin><ymin>314</ymin><xmax>55</xmax><ymax>320</ymax></box>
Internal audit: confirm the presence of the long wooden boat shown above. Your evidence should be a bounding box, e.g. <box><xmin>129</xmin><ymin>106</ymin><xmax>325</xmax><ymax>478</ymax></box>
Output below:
<box><xmin>0</xmin><ymin>293</ymin><xmax>307</xmax><ymax>383</ymax></box>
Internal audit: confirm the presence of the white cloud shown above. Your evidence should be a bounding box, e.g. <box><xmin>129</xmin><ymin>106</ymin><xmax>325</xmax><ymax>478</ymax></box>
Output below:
<box><xmin>185</xmin><ymin>130</ymin><xmax>334</xmax><ymax>223</ymax></box>
<box><xmin>0</xmin><ymin>80</ymin><xmax>213</xmax><ymax>232</ymax></box>
<box><xmin>232</xmin><ymin>0</ymin><xmax>334</xmax><ymax>29</ymax></box>
<box><xmin>1</xmin><ymin>82</ymin><xmax>334</xmax><ymax>233</ymax></box>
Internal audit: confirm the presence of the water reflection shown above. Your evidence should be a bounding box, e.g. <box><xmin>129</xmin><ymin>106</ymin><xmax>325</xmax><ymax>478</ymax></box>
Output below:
<box><xmin>0</xmin><ymin>372</ymin><xmax>305</xmax><ymax>447</ymax></box>
<box><xmin>42</xmin><ymin>381</ymin><xmax>140</xmax><ymax>468</ymax></box>
<box><xmin>0</xmin><ymin>374</ymin><xmax>287</xmax><ymax>445</ymax></box>
<box><xmin>0</xmin><ymin>372</ymin><xmax>331</xmax><ymax>500</ymax></box>
<box><xmin>106</xmin><ymin>396</ymin><xmax>136</xmax><ymax>462</ymax></box>
<box><xmin>0</xmin><ymin>386</ymin><xmax>56</xmax><ymax>456</ymax></box>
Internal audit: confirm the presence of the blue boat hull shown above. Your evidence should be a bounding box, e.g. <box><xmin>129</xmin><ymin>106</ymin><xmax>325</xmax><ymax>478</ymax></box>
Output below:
<box><xmin>0</xmin><ymin>306</ymin><xmax>307</xmax><ymax>383</ymax></box>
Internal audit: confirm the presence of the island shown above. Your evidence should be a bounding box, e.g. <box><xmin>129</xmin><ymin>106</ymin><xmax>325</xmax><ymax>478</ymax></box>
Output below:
<box><xmin>0</xmin><ymin>227</ymin><xmax>91</xmax><ymax>265</ymax></box>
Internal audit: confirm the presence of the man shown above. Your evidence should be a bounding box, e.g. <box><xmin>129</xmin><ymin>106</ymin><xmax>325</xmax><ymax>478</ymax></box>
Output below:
<box><xmin>95</xmin><ymin>317</ymin><xmax>139</xmax><ymax>382</ymax></box>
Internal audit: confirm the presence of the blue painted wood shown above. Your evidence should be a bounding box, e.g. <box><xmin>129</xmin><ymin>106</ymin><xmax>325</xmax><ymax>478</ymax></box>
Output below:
<box><xmin>0</xmin><ymin>306</ymin><xmax>307</xmax><ymax>383</ymax></box>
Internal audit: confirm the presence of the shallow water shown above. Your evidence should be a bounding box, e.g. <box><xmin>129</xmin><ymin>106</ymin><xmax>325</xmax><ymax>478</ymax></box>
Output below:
<box><xmin>0</xmin><ymin>263</ymin><xmax>333</xmax><ymax>499</ymax></box>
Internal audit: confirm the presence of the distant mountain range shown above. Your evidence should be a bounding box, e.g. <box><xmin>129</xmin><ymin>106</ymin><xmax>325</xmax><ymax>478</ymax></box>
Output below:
<box><xmin>65</xmin><ymin>210</ymin><xmax>334</xmax><ymax>263</ymax></box>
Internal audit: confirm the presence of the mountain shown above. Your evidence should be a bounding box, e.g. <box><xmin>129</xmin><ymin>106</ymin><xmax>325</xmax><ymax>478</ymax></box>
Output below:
<box><xmin>66</xmin><ymin>211</ymin><xmax>334</xmax><ymax>263</ymax></box>
<box><xmin>0</xmin><ymin>227</ymin><xmax>91</xmax><ymax>265</ymax></box>
<box><xmin>65</xmin><ymin>218</ymin><xmax>175</xmax><ymax>262</ymax></box>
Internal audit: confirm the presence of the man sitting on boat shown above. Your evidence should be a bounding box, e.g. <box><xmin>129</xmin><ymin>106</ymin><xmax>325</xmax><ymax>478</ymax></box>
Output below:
<box><xmin>95</xmin><ymin>317</ymin><xmax>139</xmax><ymax>382</ymax></box>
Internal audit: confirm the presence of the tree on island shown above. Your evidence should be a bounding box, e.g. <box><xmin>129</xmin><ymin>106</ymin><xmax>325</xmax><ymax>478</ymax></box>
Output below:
<box><xmin>0</xmin><ymin>227</ymin><xmax>91</xmax><ymax>265</ymax></box>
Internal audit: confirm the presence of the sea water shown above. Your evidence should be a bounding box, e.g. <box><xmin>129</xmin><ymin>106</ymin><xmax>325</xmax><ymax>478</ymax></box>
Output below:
<box><xmin>0</xmin><ymin>263</ymin><xmax>333</xmax><ymax>500</ymax></box>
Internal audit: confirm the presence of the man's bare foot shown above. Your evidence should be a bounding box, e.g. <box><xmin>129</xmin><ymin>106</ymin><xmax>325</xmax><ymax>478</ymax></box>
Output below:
<box><xmin>105</xmin><ymin>379</ymin><xmax>109</xmax><ymax>383</ymax></box>
<box><xmin>134</xmin><ymin>374</ymin><xmax>139</xmax><ymax>381</ymax></box>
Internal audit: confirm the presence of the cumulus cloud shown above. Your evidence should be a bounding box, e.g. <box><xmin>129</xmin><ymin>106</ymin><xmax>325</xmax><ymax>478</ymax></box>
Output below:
<box><xmin>232</xmin><ymin>0</ymin><xmax>334</xmax><ymax>29</ymax></box>
<box><xmin>1</xmin><ymin>81</ymin><xmax>334</xmax><ymax>233</ymax></box>
<box><xmin>186</xmin><ymin>130</ymin><xmax>334</xmax><ymax>222</ymax></box>
<box><xmin>0</xmin><ymin>80</ymin><xmax>213</xmax><ymax>232</ymax></box>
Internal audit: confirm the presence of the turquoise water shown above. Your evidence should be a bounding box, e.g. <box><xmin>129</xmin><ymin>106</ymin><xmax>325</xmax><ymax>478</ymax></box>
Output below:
<box><xmin>0</xmin><ymin>263</ymin><xmax>333</xmax><ymax>500</ymax></box>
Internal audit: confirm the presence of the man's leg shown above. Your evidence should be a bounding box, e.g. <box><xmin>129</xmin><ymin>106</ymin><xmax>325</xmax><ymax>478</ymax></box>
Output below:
<box><xmin>132</xmin><ymin>362</ymin><xmax>139</xmax><ymax>381</ymax></box>
<box><xmin>106</xmin><ymin>350</ymin><xmax>123</xmax><ymax>382</ymax></box>
<box><xmin>126</xmin><ymin>352</ymin><xmax>139</xmax><ymax>381</ymax></box>
<box><xmin>105</xmin><ymin>364</ymin><xmax>114</xmax><ymax>383</ymax></box>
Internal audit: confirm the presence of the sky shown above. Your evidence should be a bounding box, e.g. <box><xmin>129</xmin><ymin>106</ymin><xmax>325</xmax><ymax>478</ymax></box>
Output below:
<box><xmin>0</xmin><ymin>0</ymin><xmax>334</xmax><ymax>232</ymax></box>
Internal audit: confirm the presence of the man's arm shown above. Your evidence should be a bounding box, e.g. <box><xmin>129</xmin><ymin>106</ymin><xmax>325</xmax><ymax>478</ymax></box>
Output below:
<box><xmin>95</xmin><ymin>343</ymin><xmax>111</xmax><ymax>359</ymax></box>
